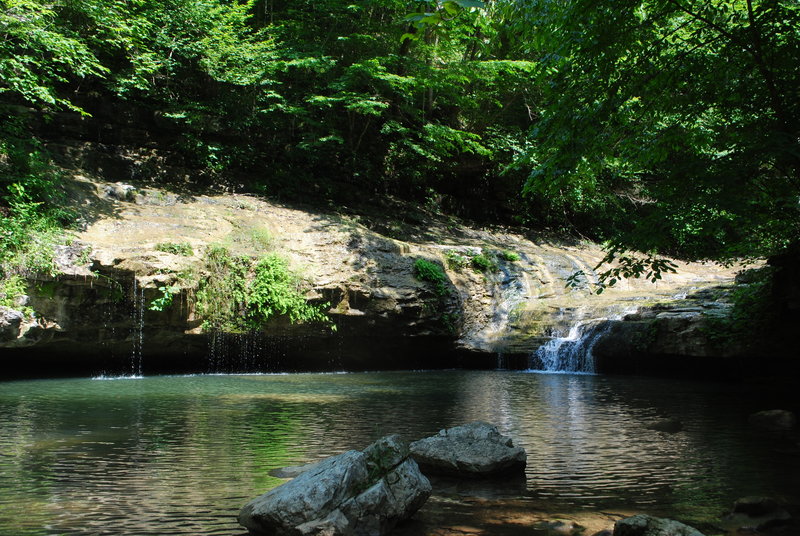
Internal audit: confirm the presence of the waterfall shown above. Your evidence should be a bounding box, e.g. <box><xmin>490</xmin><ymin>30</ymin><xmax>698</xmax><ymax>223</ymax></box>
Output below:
<box><xmin>529</xmin><ymin>319</ymin><xmax>611</xmax><ymax>374</ymax></box>
<box><xmin>207</xmin><ymin>331</ymin><xmax>271</xmax><ymax>373</ymax></box>
<box><xmin>130</xmin><ymin>279</ymin><xmax>144</xmax><ymax>377</ymax></box>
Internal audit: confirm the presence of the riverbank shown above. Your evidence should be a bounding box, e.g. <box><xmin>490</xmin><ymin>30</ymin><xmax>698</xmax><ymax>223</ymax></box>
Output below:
<box><xmin>1</xmin><ymin>173</ymin><xmax>749</xmax><ymax>379</ymax></box>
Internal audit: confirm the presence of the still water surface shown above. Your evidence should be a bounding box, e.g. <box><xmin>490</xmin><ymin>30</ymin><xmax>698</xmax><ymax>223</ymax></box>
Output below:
<box><xmin>0</xmin><ymin>371</ymin><xmax>798</xmax><ymax>535</ymax></box>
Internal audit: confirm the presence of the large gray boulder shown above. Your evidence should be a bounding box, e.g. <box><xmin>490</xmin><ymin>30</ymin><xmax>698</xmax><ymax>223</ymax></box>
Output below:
<box><xmin>238</xmin><ymin>435</ymin><xmax>431</xmax><ymax>535</ymax></box>
<box><xmin>409</xmin><ymin>421</ymin><xmax>526</xmax><ymax>477</ymax></box>
<box><xmin>614</xmin><ymin>514</ymin><xmax>705</xmax><ymax>536</ymax></box>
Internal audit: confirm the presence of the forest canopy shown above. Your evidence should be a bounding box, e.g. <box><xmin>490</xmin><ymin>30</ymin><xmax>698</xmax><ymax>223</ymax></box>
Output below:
<box><xmin>1</xmin><ymin>0</ymin><xmax>798</xmax><ymax>276</ymax></box>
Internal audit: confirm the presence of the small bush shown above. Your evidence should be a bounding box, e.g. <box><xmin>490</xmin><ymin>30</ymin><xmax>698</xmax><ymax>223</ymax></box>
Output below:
<box><xmin>444</xmin><ymin>249</ymin><xmax>470</xmax><ymax>271</ymax></box>
<box><xmin>155</xmin><ymin>242</ymin><xmax>194</xmax><ymax>256</ymax></box>
<box><xmin>0</xmin><ymin>275</ymin><xmax>28</xmax><ymax>309</ymax></box>
<box><xmin>499</xmin><ymin>250</ymin><xmax>520</xmax><ymax>262</ymax></box>
<box><xmin>705</xmin><ymin>267</ymin><xmax>776</xmax><ymax>348</ymax></box>
<box><xmin>413</xmin><ymin>258</ymin><xmax>449</xmax><ymax>296</ymax></box>
<box><xmin>0</xmin><ymin>134</ymin><xmax>74</xmax><ymax>277</ymax></box>
<box><xmin>195</xmin><ymin>245</ymin><xmax>330</xmax><ymax>331</ymax></box>
<box><xmin>246</xmin><ymin>254</ymin><xmax>329</xmax><ymax>325</ymax></box>
<box><xmin>148</xmin><ymin>284</ymin><xmax>181</xmax><ymax>311</ymax></box>
<box><xmin>471</xmin><ymin>252</ymin><xmax>499</xmax><ymax>273</ymax></box>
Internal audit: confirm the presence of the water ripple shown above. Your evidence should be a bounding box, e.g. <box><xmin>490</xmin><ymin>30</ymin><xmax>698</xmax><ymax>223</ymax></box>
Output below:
<box><xmin>1</xmin><ymin>371</ymin><xmax>798</xmax><ymax>535</ymax></box>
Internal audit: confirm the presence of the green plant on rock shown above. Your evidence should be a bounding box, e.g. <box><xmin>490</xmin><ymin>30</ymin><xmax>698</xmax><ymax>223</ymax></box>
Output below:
<box><xmin>499</xmin><ymin>250</ymin><xmax>520</xmax><ymax>262</ymax></box>
<box><xmin>195</xmin><ymin>244</ymin><xmax>250</xmax><ymax>331</ymax></box>
<box><xmin>470</xmin><ymin>252</ymin><xmax>499</xmax><ymax>274</ymax></box>
<box><xmin>1</xmin><ymin>124</ymin><xmax>75</xmax><ymax>278</ymax></box>
<box><xmin>155</xmin><ymin>242</ymin><xmax>194</xmax><ymax>256</ymax></box>
<box><xmin>148</xmin><ymin>285</ymin><xmax>181</xmax><ymax>311</ymax></box>
<box><xmin>245</xmin><ymin>254</ymin><xmax>329</xmax><ymax>326</ymax></box>
<box><xmin>195</xmin><ymin>244</ymin><xmax>330</xmax><ymax>332</ymax></box>
<box><xmin>0</xmin><ymin>275</ymin><xmax>28</xmax><ymax>309</ymax></box>
<box><xmin>413</xmin><ymin>258</ymin><xmax>450</xmax><ymax>297</ymax></box>
<box><xmin>444</xmin><ymin>250</ymin><xmax>470</xmax><ymax>272</ymax></box>
<box><xmin>703</xmin><ymin>268</ymin><xmax>777</xmax><ymax>349</ymax></box>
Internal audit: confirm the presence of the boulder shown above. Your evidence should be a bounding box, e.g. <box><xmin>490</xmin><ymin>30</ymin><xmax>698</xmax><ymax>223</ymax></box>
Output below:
<box><xmin>645</xmin><ymin>418</ymin><xmax>683</xmax><ymax>434</ymax></box>
<box><xmin>532</xmin><ymin>519</ymin><xmax>586</xmax><ymax>535</ymax></box>
<box><xmin>613</xmin><ymin>515</ymin><xmax>705</xmax><ymax>536</ymax></box>
<box><xmin>719</xmin><ymin>496</ymin><xmax>793</xmax><ymax>533</ymax></box>
<box><xmin>238</xmin><ymin>435</ymin><xmax>431</xmax><ymax>535</ymax></box>
<box><xmin>749</xmin><ymin>410</ymin><xmax>796</xmax><ymax>432</ymax></box>
<box><xmin>733</xmin><ymin>496</ymin><xmax>782</xmax><ymax>517</ymax></box>
<box><xmin>0</xmin><ymin>307</ymin><xmax>24</xmax><ymax>342</ymax></box>
<box><xmin>409</xmin><ymin>421</ymin><xmax>526</xmax><ymax>477</ymax></box>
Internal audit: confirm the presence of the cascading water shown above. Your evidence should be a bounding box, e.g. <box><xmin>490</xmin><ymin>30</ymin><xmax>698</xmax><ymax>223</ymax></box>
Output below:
<box><xmin>207</xmin><ymin>331</ymin><xmax>272</xmax><ymax>373</ymax></box>
<box><xmin>130</xmin><ymin>279</ymin><xmax>144</xmax><ymax>377</ymax></box>
<box><xmin>529</xmin><ymin>319</ymin><xmax>612</xmax><ymax>374</ymax></box>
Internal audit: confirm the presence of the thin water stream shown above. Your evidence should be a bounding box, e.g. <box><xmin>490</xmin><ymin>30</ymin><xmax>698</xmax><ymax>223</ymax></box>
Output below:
<box><xmin>0</xmin><ymin>371</ymin><xmax>797</xmax><ymax>535</ymax></box>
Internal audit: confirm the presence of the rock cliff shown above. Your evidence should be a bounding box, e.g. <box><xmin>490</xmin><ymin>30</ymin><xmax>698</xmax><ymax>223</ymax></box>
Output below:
<box><xmin>1</xmin><ymin>174</ymin><xmax>739</xmax><ymax>376</ymax></box>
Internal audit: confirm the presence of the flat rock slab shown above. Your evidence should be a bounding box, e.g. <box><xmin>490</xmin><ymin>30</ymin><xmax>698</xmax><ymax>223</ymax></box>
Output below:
<box><xmin>614</xmin><ymin>514</ymin><xmax>705</xmax><ymax>536</ymax></box>
<box><xmin>410</xmin><ymin>422</ymin><xmax>526</xmax><ymax>477</ymax></box>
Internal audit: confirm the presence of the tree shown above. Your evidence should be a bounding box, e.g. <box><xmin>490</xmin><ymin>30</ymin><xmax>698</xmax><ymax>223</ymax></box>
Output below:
<box><xmin>524</xmin><ymin>0</ymin><xmax>800</xmax><ymax>277</ymax></box>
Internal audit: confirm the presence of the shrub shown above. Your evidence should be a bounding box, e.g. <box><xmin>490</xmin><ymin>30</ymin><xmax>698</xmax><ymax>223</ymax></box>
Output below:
<box><xmin>499</xmin><ymin>250</ymin><xmax>520</xmax><ymax>262</ymax></box>
<box><xmin>413</xmin><ymin>258</ymin><xmax>450</xmax><ymax>296</ymax></box>
<box><xmin>471</xmin><ymin>252</ymin><xmax>499</xmax><ymax>273</ymax></box>
<box><xmin>0</xmin><ymin>275</ymin><xmax>27</xmax><ymax>309</ymax></box>
<box><xmin>148</xmin><ymin>285</ymin><xmax>181</xmax><ymax>311</ymax></box>
<box><xmin>155</xmin><ymin>242</ymin><xmax>194</xmax><ymax>256</ymax></box>
<box><xmin>246</xmin><ymin>254</ymin><xmax>329</xmax><ymax>325</ymax></box>
<box><xmin>444</xmin><ymin>249</ymin><xmax>470</xmax><ymax>271</ymax></box>
<box><xmin>195</xmin><ymin>245</ymin><xmax>330</xmax><ymax>331</ymax></box>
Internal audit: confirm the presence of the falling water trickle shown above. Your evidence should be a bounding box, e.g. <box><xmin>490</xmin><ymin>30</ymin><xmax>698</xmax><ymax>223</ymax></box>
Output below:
<box><xmin>130</xmin><ymin>278</ymin><xmax>144</xmax><ymax>377</ymax></box>
<box><xmin>529</xmin><ymin>319</ymin><xmax>612</xmax><ymax>374</ymax></box>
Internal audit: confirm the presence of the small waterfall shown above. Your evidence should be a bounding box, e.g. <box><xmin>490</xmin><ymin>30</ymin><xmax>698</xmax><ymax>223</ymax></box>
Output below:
<box><xmin>207</xmin><ymin>331</ymin><xmax>272</xmax><ymax>374</ymax></box>
<box><xmin>529</xmin><ymin>319</ymin><xmax>611</xmax><ymax>374</ymax></box>
<box><xmin>130</xmin><ymin>279</ymin><xmax>144</xmax><ymax>377</ymax></box>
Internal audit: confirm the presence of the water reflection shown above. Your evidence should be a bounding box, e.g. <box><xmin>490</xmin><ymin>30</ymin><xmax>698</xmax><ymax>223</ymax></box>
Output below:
<box><xmin>0</xmin><ymin>371</ymin><xmax>798</xmax><ymax>535</ymax></box>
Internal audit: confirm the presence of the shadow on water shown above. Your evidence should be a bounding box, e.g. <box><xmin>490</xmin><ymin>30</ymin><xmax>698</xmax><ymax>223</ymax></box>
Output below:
<box><xmin>0</xmin><ymin>371</ymin><xmax>798</xmax><ymax>535</ymax></box>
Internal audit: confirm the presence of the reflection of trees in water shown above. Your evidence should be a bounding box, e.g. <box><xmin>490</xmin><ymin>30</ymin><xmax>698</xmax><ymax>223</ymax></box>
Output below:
<box><xmin>0</xmin><ymin>373</ymin><xmax>798</xmax><ymax>534</ymax></box>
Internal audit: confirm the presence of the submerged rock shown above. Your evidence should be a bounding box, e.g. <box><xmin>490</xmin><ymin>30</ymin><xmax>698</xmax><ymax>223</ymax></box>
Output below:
<box><xmin>613</xmin><ymin>514</ymin><xmax>705</xmax><ymax>536</ymax></box>
<box><xmin>268</xmin><ymin>461</ymin><xmax>322</xmax><ymax>479</ymax></box>
<box><xmin>532</xmin><ymin>519</ymin><xmax>587</xmax><ymax>535</ymax></box>
<box><xmin>645</xmin><ymin>418</ymin><xmax>683</xmax><ymax>434</ymax></box>
<box><xmin>0</xmin><ymin>307</ymin><xmax>24</xmax><ymax>342</ymax></box>
<box><xmin>733</xmin><ymin>496</ymin><xmax>783</xmax><ymax>517</ymax></box>
<box><xmin>409</xmin><ymin>421</ymin><xmax>526</xmax><ymax>477</ymax></box>
<box><xmin>749</xmin><ymin>410</ymin><xmax>796</xmax><ymax>432</ymax></box>
<box><xmin>719</xmin><ymin>496</ymin><xmax>794</xmax><ymax>534</ymax></box>
<box><xmin>238</xmin><ymin>435</ymin><xmax>431</xmax><ymax>535</ymax></box>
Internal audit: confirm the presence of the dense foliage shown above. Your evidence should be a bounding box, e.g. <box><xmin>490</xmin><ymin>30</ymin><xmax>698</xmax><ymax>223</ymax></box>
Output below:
<box><xmin>526</xmin><ymin>0</ymin><xmax>800</xmax><ymax>269</ymax></box>
<box><xmin>1</xmin><ymin>0</ymin><xmax>797</xmax><ymax>283</ymax></box>
<box><xmin>195</xmin><ymin>245</ymin><xmax>330</xmax><ymax>332</ymax></box>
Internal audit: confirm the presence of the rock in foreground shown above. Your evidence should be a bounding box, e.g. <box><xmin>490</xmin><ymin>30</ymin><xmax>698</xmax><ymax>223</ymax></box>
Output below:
<box><xmin>238</xmin><ymin>435</ymin><xmax>431</xmax><ymax>535</ymax></box>
<box><xmin>614</xmin><ymin>514</ymin><xmax>705</xmax><ymax>536</ymax></box>
<box><xmin>409</xmin><ymin>421</ymin><xmax>526</xmax><ymax>477</ymax></box>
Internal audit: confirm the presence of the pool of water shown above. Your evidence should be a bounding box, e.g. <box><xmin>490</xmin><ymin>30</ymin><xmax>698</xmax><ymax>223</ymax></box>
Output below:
<box><xmin>1</xmin><ymin>371</ymin><xmax>798</xmax><ymax>535</ymax></box>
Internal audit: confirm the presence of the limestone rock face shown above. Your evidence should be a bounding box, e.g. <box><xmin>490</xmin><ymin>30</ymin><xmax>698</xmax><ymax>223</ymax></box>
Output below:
<box><xmin>614</xmin><ymin>515</ymin><xmax>705</xmax><ymax>536</ymax></box>
<box><xmin>238</xmin><ymin>435</ymin><xmax>431</xmax><ymax>536</ymax></box>
<box><xmin>409</xmin><ymin>421</ymin><xmax>526</xmax><ymax>477</ymax></box>
<box><xmin>0</xmin><ymin>306</ymin><xmax>55</xmax><ymax>348</ymax></box>
<box><xmin>0</xmin><ymin>307</ymin><xmax>24</xmax><ymax>343</ymax></box>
